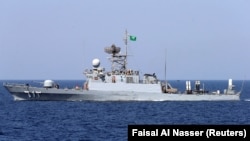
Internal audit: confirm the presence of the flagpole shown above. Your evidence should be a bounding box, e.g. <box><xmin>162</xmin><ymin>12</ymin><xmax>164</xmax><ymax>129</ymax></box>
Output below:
<box><xmin>124</xmin><ymin>29</ymin><xmax>128</xmax><ymax>71</ymax></box>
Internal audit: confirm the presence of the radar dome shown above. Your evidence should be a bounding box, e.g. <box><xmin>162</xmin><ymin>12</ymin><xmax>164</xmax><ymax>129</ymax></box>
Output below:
<box><xmin>43</xmin><ymin>80</ymin><xmax>55</xmax><ymax>88</ymax></box>
<box><xmin>92</xmin><ymin>58</ymin><xmax>100</xmax><ymax>68</ymax></box>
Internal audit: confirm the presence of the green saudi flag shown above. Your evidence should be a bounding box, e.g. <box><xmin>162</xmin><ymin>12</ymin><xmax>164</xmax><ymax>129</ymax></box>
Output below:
<box><xmin>129</xmin><ymin>35</ymin><xmax>136</xmax><ymax>41</ymax></box>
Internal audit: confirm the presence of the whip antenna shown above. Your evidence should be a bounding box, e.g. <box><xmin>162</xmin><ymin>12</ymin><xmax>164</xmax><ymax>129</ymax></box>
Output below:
<box><xmin>164</xmin><ymin>48</ymin><xmax>167</xmax><ymax>85</ymax></box>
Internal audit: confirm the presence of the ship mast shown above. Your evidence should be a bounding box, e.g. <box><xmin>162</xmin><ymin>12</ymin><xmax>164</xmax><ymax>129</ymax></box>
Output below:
<box><xmin>104</xmin><ymin>30</ymin><xmax>129</xmax><ymax>73</ymax></box>
<box><xmin>124</xmin><ymin>29</ymin><xmax>128</xmax><ymax>71</ymax></box>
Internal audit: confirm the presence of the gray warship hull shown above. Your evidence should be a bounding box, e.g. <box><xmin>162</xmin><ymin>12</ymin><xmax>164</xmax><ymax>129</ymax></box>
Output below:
<box><xmin>3</xmin><ymin>83</ymin><xmax>240</xmax><ymax>101</ymax></box>
<box><xmin>2</xmin><ymin>31</ymin><xmax>242</xmax><ymax>101</ymax></box>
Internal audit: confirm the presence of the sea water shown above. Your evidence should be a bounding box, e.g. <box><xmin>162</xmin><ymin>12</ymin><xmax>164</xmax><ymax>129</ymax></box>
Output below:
<box><xmin>0</xmin><ymin>80</ymin><xmax>250</xmax><ymax>141</ymax></box>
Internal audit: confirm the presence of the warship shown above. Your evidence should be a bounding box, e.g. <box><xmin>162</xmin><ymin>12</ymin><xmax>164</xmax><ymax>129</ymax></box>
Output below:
<box><xmin>3</xmin><ymin>31</ymin><xmax>241</xmax><ymax>101</ymax></box>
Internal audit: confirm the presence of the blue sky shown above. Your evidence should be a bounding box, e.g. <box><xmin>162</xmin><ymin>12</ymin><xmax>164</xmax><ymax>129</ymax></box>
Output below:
<box><xmin>0</xmin><ymin>0</ymin><xmax>249</xmax><ymax>80</ymax></box>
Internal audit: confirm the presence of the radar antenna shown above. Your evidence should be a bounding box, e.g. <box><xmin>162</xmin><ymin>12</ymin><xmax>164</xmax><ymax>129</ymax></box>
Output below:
<box><xmin>104</xmin><ymin>30</ymin><xmax>130</xmax><ymax>73</ymax></box>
